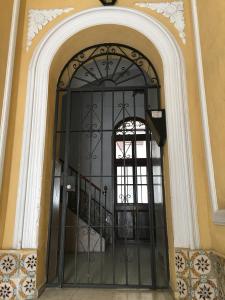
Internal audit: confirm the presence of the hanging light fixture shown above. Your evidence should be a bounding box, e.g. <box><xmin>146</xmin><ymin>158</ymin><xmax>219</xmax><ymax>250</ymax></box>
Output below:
<box><xmin>100</xmin><ymin>0</ymin><xmax>117</xmax><ymax>5</ymax></box>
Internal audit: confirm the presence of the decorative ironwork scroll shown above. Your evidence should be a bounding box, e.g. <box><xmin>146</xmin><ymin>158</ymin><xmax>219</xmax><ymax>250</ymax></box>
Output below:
<box><xmin>57</xmin><ymin>43</ymin><xmax>159</xmax><ymax>89</ymax></box>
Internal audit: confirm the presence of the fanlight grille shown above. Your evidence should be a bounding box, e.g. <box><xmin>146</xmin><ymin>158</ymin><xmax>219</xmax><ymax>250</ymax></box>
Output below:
<box><xmin>57</xmin><ymin>43</ymin><xmax>159</xmax><ymax>89</ymax></box>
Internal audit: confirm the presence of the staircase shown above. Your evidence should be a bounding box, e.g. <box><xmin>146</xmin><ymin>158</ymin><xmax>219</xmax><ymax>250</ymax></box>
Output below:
<box><xmin>63</xmin><ymin>163</ymin><xmax>113</xmax><ymax>252</ymax></box>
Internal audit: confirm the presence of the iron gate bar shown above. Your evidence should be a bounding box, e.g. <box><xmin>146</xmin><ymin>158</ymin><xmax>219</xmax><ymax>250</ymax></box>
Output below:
<box><xmin>74</xmin><ymin>174</ymin><xmax>80</xmax><ymax>284</ymax></box>
<box><xmin>114</xmin><ymin>62</ymin><xmax>134</xmax><ymax>83</ymax></box>
<box><xmin>87</xmin><ymin>92</ymin><xmax>94</xmax><ymax>284</ymax></box>
<box><xmin>47</xmin><ymin>43</ymin><xmax>169</xmax><ymax>289</ymax></box>
<box><xmin>57</xmin><ymin>85</ymin><xmax>160</xmax><ymax>93</ymax></box>
<box><xmin>56</xmin><ymin>130</ymin><xmax>155</xmax><ymax>134</ymax></box>
<box><xmin>159</xmin><ymin>147</ymin><xmax>170</xmax><ymax>284</ymax></box>
<box><xmin>100</xmin><ymin>91</ymin><xmax>104</xmax><ymax>283</ymax></box>
<box><xmin>72</xmin><ymin>75</ymin><xmax>96</xmax><ymax>87</ymax></box>
<box><xmin>58</xmin><ymin>89</ymin><xmax>72</xmax><ymax>286</ymax></box>
<box><xmin>46</xmin><ymin>282</ymin><xmax>174</xmax><ymax>289</ymax></box>
<box><xmin>111</xmin><ymin>56</ymin><xmax>122</xmax><ymax>80</ymax></box>
<box><xmin>122</xmin><ymin>91</ymin><xmax>128</xmax><ymax>285</ymax></box>
<box><xmin>93</xmin><ymin>57</ymin><xmax>104</xmax><ymax>79</ymax></box>
<box><xmin>145</xmin><ymin>88</ymin><xmax>156</xmax><ymax>289</ymax></box>
<box><xmin>112</xmin><ymin>91</ymin><xmax>116</xmax><ymax>285</ymax></box>
<box><xmin>46</xmin><ymin>90</ymin><xmax>60</xmax><ymax>284</ymax></box>
<box><xmin>106</xmin><ymin>49</ymin><xmax>109</xmax><ymax>79</ymax></box>
<box><xmin>116</xmin><ymin>73</ymin><xmax>143</xmax><ymax>86</ymax></box>
<box><xmin>133</xmin><ymin>92</ymin><xmax>141</xmax><ymax>286</ymax></box>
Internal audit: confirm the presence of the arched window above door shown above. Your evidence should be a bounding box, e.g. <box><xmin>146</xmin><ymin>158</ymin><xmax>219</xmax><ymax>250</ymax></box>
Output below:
<box><xmin>115</xmin><ymin>118</ymin><xmax>160</xmax><ymax>160</ymax></box>
<box><xmin>116</xmin><ymin>119</ymin><xmax>146</xmax><ymax>136</ymax></box>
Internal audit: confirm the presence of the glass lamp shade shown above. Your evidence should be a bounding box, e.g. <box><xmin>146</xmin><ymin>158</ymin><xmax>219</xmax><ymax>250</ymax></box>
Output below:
<box><xmin>100</xmin><ymin>0</ymin><xmax>117</xmax><ymax>5</ymax></box>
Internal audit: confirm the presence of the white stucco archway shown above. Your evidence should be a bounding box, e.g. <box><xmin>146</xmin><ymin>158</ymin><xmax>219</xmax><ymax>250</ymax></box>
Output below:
<box><xmin>13</xmin><ymin>7</ymin><xmax>200</xmax><ymax>250</ymax></box>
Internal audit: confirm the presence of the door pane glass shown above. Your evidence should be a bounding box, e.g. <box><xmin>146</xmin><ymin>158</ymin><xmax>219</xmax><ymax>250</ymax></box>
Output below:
<box><xmin>136</xmin><ymin>141</ymin><xmax>146</xmax><ymax>158</ymax></box>
<box><xmin>137</xmin><ymin>211</ymin><xmax>150</xmax><ymax>239</ymax></box>
<box><xmin>137</xmin><ymin>166</ymin><xmax>147</xmax><ymax>184</ymax></box>
<box><xmin>117</xmin><ymin>185</ymin><xmax>134</xmax><ymax>203</ymax></box>
<box><xmin>116</xmin><ymin>141</ymin><xmax>132</xmax><ymax>159</ymax></box>
<box><xmin>153</xmin><ymin>165</ymin><xmax>161</xmax><ymax>175</ymax></box>
<box><xmin>153</xmin><ymin>176</ymin><xmax>162</xmax><ymax>185</ymax></box>
<box><xmin>154</xmin><ymin>184</ymin><xmax>163</xmax><ymax>203</ymax></box>
<box><xmin>137</xmin><ymin>185</ymin><xmax>148</xmax><ymax>203</ymax></box>
<box><xmin>151</xmin><ymin>141</ymin><xmax>160</xmax><ymax>158</ymax></box>
<box><xmin>117</xmin><ymin>166</ymin><xmax>133</xmax><ymax>184</ymax></box>
<box><xmin>117</xmin><ymin>211</ymin><xmax>134</xmax><ymax>239</ymax></box>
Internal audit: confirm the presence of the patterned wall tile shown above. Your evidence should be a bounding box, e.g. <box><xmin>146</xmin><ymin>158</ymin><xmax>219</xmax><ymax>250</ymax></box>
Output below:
<box><xmin>18</xmin><ymin>276</ymin><xmax>37</xmax><ymax>300</ymax></box>
<box><xmin>175</xmin><ymin>248</ymin><xmax>221</xmax><ymax>300</ymax></box>
<box><xmin>209</xmin><ymin>252</ymin><xmax>225</xmax><ymax>300</ymax></box>
<box><xmin>191</xmin><ymin>278</ymin><xmax>218</xmax><ymax>300</ymax></box>
<box><xmin>1</xmin><ymin>248</ymin><xmax>225</xmax><ymax>300</ymax></box>
<box><xmin>0</xmin><ymin>253</ymin><xmax>19</xmax><ymax>279</ymax></box>
<box><xmin>175</xmin><ymin>249</ymin><xmax>190</xmax><ymax>278</ymax></box>
<box><xmin>0</xmin><ymin>279</ymin><xmax>17</xmax><ymax>300</ymax></box>
<box><xmin>0</xmin><ymin>251</ymin><xmax>37</xmax><ymax>300</ymax></box>
<box><xmin>175</xmin><ymin>277</ymin><xmax>190</xmax><ymax>300</ymax></box>
<box><xmin>189</xmin><ymin>250</ymin><xmax>212</xmax><ymax>279</ymax></box>
<box><xmin>20</xmin><ymin>253</ymin><xmax>37</xmax><ymax>277</ymax></box>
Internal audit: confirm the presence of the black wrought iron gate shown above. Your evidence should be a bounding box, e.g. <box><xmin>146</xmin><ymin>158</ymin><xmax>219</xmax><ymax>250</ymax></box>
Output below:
<box><xmin>47</xmin><ymin>44</ymin><xmax>169</xmax><ymax>289</ymax></box>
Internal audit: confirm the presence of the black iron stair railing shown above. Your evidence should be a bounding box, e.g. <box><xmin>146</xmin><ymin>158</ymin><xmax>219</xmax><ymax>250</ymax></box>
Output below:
<box><xmin>65</xmin><ymin>164</ymin><xmax>113</xmax><ymax>244</ymax></box>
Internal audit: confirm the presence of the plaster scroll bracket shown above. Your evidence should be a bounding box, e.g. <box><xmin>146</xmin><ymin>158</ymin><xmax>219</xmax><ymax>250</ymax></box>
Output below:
<box><xmin>27</xmin><ymin>8</ymin><xmax>74</xmax><ymax>51</ymax></box>
<box><xmin>135</xmin><ymin>1</ymin><xmax>186</xmax><ymax>44</ymax></box>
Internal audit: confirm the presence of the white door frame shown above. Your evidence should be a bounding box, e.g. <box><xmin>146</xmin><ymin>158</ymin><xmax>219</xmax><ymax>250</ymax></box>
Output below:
<box><xmin>13</xmin><ymin>7</ymin><xmax>200</xmax><ymax>250</ymax></box>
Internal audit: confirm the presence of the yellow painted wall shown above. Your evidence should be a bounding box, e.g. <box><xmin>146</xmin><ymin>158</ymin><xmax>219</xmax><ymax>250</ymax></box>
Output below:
<box><xmin>0</xmin><ymin>0</ymin><xmax>14</xmax><ymax>246</ymax></box>
<box><xmin>0</xmin><ymin>0</ymin><xmax>27</xmax><ymax>248</ymax></box>
<box><xmin>197</xmin><ymin>0</ymin><xmax>225</xmax><ymax>255</ymax></box>
<box><xmin>0</xmin><ymin>0</ymin><xmax>14</xmax><ymax>116</ymax></box>
<box><xmin>0</xmin><ymin>0</ymin><xmax>15</xmax><ymax>245</ymax></box>
<box><xmin>2</xmin><ymin>0</ymin><xmax>225</xmax><ymax>292</ymax></box>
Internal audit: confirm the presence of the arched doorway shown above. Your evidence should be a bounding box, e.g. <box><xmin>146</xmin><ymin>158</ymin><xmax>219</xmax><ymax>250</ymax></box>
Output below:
<box><xmin>47</xmin><ymin>44</ymin><xmax>169</xmax><ymax>288</ymax></box>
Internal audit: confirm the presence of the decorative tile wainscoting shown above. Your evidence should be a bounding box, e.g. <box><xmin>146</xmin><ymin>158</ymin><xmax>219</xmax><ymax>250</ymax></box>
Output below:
<box><xmin>175</xmin><ymin>248</ymin><xmax>225</xmax><ymax>300</ymax></box>
<box><xmin>0</xmin><ymin>250</ymin><xmax>37</xmax><ymax>300</ymax></box>
<box><xmin>1</xmin><ymin>248</ymin><xmax>224</xmax><ymax>299</ymax></box>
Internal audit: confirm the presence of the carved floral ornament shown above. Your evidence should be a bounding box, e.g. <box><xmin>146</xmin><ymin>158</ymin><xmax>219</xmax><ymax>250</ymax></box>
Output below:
<box><xmin>135</xmin><ymin>1</ymin><xmax>186</xmax><ymax>44</ymax></box>
<box><xmin>26</xmin><ymin>8</ymin><xmax>74</xmax><ymax>51</ymax></box>
<box><xmin>26</xmin><ymin>3</ymin><xmax>185</xmax><ymax>51</ymax></box>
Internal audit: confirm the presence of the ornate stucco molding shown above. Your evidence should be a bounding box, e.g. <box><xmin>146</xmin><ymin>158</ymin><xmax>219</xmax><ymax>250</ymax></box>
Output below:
<box><xmin>14</xmin><ymin>7</ymin><xmax>200</xmax><ymax>250</ymax></box>
<box><xmin>27</xmin><ymin>8</ymin><xmax>74</xmax><ymax>51</ymax></box>
<box><xmin>135</xmin><ymin>1</ymin><xmax>186</xmax><ymax>44</ymax></box>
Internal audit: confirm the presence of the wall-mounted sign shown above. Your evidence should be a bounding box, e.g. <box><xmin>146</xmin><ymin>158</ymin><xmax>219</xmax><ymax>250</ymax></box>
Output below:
<box><xmin>146</xmin><ymin>110</ymin><xmax>167</xmax><ymax>147</ymax></box>
<box><xmin>151</xmin><ymin>110</ymin><xmax>162</xmax><ymax>118</ymax></box>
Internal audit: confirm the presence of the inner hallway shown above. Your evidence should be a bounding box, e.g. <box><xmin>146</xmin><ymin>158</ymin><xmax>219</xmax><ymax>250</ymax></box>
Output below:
<box><xmin>47</xmin><ymin>43</ymin><xmax>168</xmax><ymax>288</ymax></box>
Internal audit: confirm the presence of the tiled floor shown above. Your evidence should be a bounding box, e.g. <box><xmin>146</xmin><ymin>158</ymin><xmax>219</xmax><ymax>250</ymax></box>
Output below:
<box><xmin>39</xmin><ymin>288</ymin><xmax>174</xmax><ymax>300</ymax></box>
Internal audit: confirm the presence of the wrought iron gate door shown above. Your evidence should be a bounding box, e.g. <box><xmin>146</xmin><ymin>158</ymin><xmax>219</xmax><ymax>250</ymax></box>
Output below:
<box><xmin>47</xmin><ymin>44</ymin><xmax>169</xmax><ymax>289</ymax></box>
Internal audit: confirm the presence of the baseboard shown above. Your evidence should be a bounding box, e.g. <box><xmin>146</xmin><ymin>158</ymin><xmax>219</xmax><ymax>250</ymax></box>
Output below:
<box><xmin>168</xmin><ymin>286</ymin><xmax>176</xmax><ymax>299</ymax></box>
<box><xmin>37</xmin><ymin>283</ymin><xmax>46</xmax><ymax>298</ymax></box>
